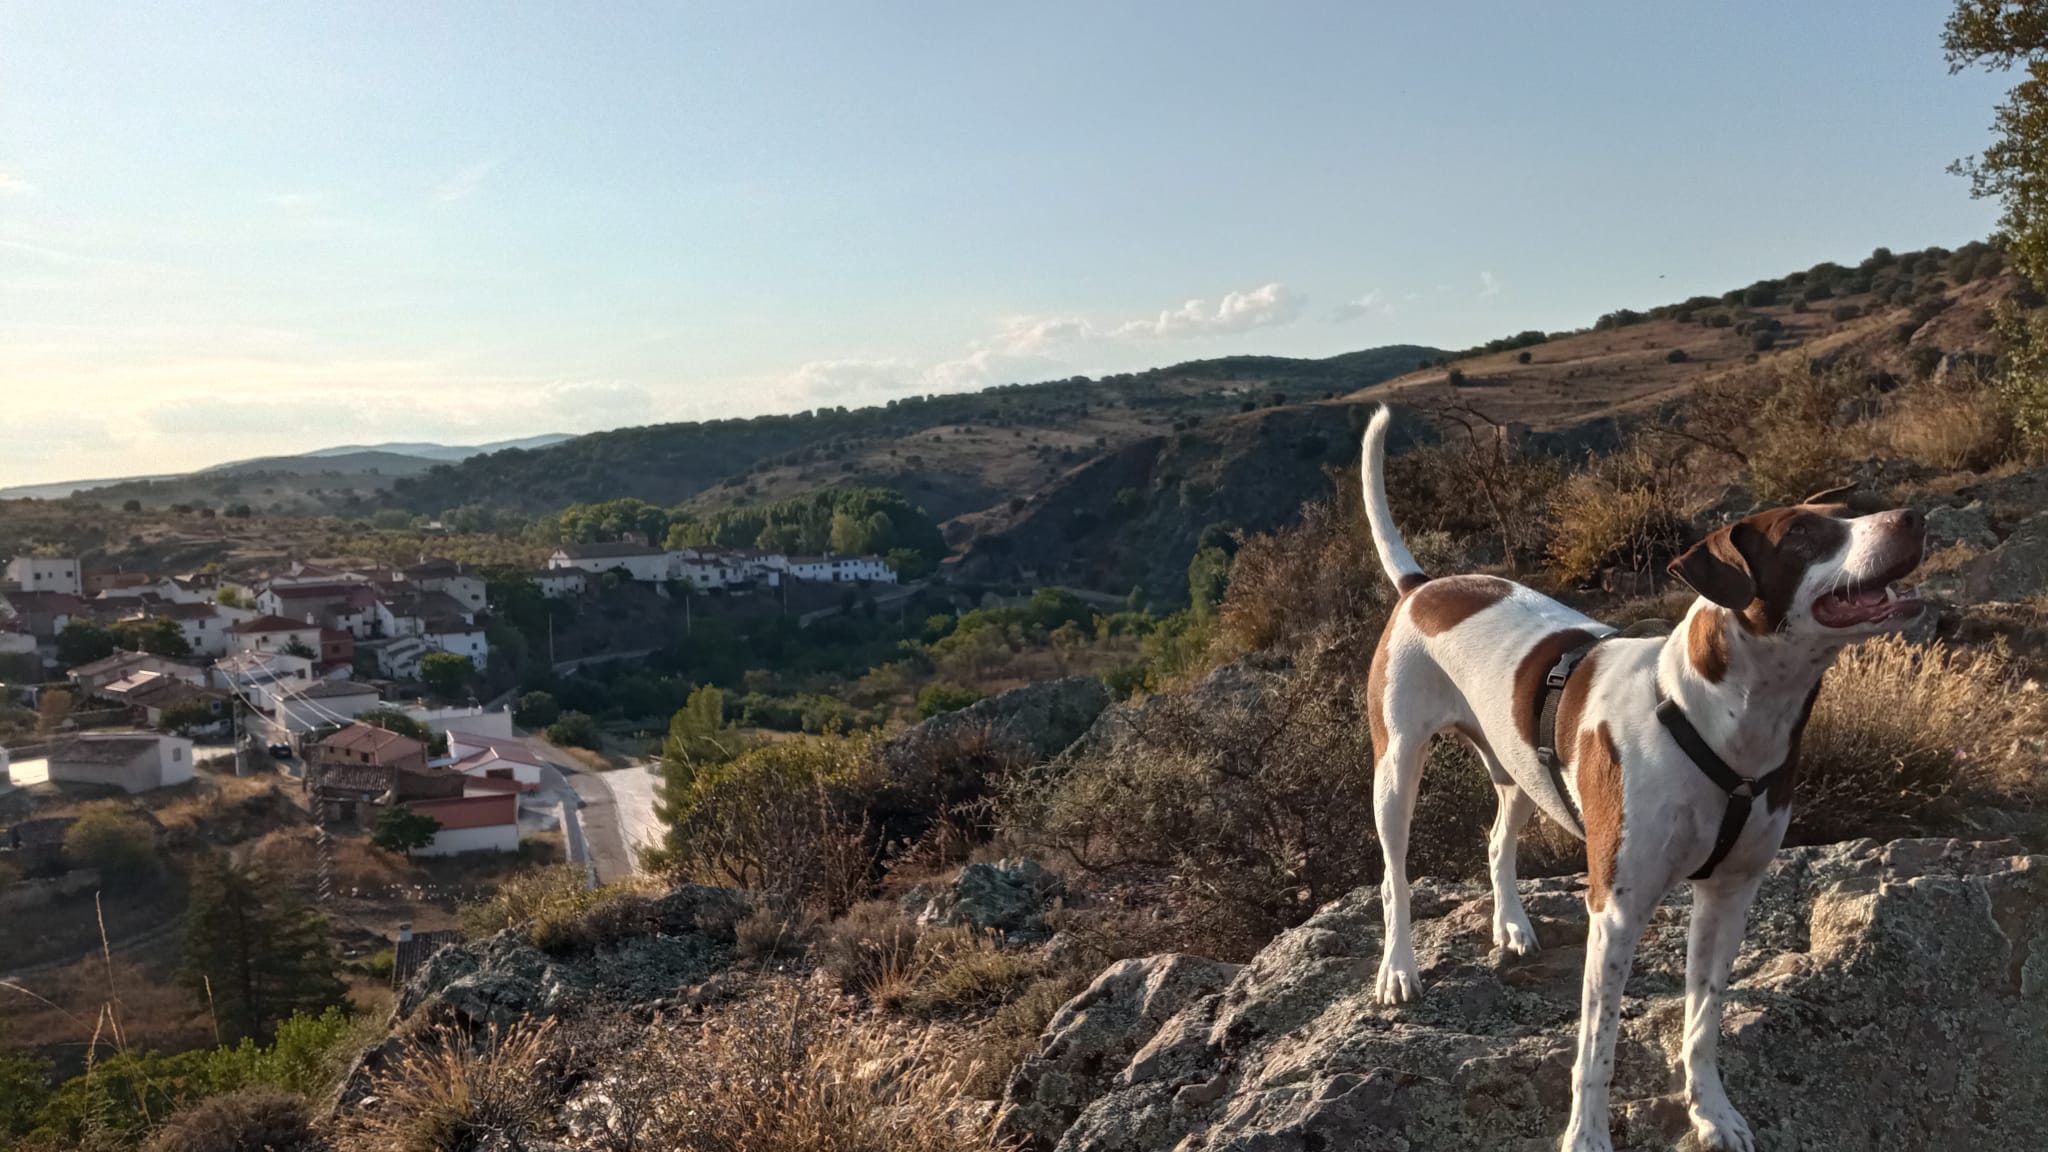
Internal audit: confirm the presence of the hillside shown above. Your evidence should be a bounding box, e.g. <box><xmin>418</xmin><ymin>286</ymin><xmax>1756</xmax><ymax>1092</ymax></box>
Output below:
<box><xmin>386</xmin><ymin>344</ymin><xmax>1442</xmax><ymax>521</ymax></box>
<box><xmin>958</xmin><ymin>242</ymin><xmax>2017</xmax><ymax>600</ymax></box>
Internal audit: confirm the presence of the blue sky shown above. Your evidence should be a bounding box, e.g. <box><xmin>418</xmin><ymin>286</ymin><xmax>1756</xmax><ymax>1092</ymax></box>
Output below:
<box><xmin>0</xmin><ymin>1</ymin><xmax>2011</xmax><ymax>487</ymax></box>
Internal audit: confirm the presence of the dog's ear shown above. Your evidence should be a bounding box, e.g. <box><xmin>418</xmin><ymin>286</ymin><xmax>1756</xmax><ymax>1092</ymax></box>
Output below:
<box><xmin>1668</xmin><ymin>524</ymin><xmax>1756</xmax><ymax>610</ymax></box>
<box><xmin>1801</xmin><ymin>482</ymin><xmax>1854</xmax><ymax>507</ymax></box>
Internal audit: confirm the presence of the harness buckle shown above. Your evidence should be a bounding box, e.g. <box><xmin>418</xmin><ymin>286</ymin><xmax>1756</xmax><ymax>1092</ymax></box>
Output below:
<box><xmin>1544</xmin><ymin>669</ymin><xmax>1570</xmax><ymax>690</ymax></box>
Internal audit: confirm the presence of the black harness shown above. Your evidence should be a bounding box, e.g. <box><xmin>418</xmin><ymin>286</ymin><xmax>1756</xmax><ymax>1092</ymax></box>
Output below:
<box><xmin>1531</xmin><ymin>623</ymin><xmax>1776</xmax><ymax>881</ymax></box>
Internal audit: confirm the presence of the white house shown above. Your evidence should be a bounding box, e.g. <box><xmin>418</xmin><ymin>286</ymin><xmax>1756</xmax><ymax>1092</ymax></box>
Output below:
<box><xmin>73</xmin><ymin>650</ymin><xmax>207</xmax><ymax>695</ymax></box>
<box><xmin>530</xmin><ymin>569</ymin><xmax>586</xmax><ymax>599</ymax></box>
<box><xmin>212</xmin><ymin>650</ymin><xmax>316</xmax><ymax>711</ymax></box>
<box><xmin>46</xmin><ymin>732</ymin><xmax>195</xmax><ymax>793</ymax></box>
<box><xmin>405</xmin><ymin>793</ymin><xmax>520</xmax><ymax>856</ymax></box>
<box><xmin>404</xmin><ymin>560</ymin><xmax>488</xmax><ymax>613</ymax></box>
<box><xmin>258</xmin><ymin>583</ymin><xmax>381</xmax><ymax>639</ymax></box>
<box><xmin>787</xmin><ymin>554</ymin><xmax>897</xmax><ymax>584</ymax></box>
<box><xmin>447</xmin><ymin>731</ymin><xmax>548</xmax><ymax>786</ymax></box>
<box><xmin>273</xmin><ymin>679</ymin><xmax>384</xmax><ymax>734</ymax></box>
<box><xmin>5</xmin><ymin>556</ymin><xmax>81</xmax><ymax>597</ymax></box>
<box><xmin>228</xmin><ymin>614</ymin><xmax>324</xmax><ymax>657</ymax></box>
<box><xmin>548</xmin><ymin>542</ymin><xmax>673</xmax><ymax>582</ymax></box>
<box><xmin>126</xmin><ymin>602</ymin><xmax>237</xmax><ymax>658</ymax></box>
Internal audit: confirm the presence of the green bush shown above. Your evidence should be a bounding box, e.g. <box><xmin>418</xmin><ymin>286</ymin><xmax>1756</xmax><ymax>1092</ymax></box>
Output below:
<box><xmin>63</xmin><ymin>802</ymin><xmax>158</xmax><ymax>882</ymax></box>
<box><xmin>1665</xmin><ymin>348</ymin><xmax>1689</xmax><ymax>364</ymax></box>
<box><xmin>513</xmin><ymin>690</ymin><xmax>561</xmax><ymax>729</ymax></box>
<box><xmin>546</xmin><ymin>710</ymin><xmax>601</xmax><ymax>749</ymax></box>
<box><xmin>145</xmin><ymin>1089</ymin><xmax>315</xmax><ymax>1152</ymax></box>
<box><xmin>916</xmin><ymin>682</ymin><xmax>984</xmax><ymax>719</ymax></box>
<box><xmin>1831</xmin><ymin>302</ymin><xmax>1861</xmax><ymax>322</ymax></box>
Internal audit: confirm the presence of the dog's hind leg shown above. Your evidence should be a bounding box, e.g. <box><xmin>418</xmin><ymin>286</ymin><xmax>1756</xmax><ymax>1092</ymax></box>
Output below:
<box><xmin>1372</xmin><ymin>726</ymin><xmax>1429</xmax><ymax>1004</ymax></box>
<box><xmin>1682</xmin><ymin>871</ymin><xmax>1766</xmax><ymax>1152</ymax></box>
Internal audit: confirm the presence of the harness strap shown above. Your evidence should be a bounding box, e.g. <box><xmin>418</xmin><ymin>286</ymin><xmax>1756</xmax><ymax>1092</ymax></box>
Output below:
<box><xmin>1657</xmin><ymin>698</ymin><xmax>1782</xmax><ymax>880</ymax></box>
<box><xmin>1533</xmin><ymin>638</ymin><xmax>1601</xmax><ymax>836</ymax></box>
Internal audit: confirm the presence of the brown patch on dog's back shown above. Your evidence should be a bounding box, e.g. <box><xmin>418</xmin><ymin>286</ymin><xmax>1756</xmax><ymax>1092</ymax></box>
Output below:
<box><xmin>1513</xmin><ymin>628</ymin><xmax>1600</xmax><ymax>747</ymax></box>
<box><xmin>1687</xmin><ymin>607</ymin><xmax>1730</xmax><ymax>683</ymax></box>
<box><xmin>1408</xmin><ymin>575</ymin><xmax>1514</xmax><ymax>637</ymax></box>
<box><xmin>1578</xmin><ymin>721</ymin><xmax>1624</xmax><ymax>912</ymax></box>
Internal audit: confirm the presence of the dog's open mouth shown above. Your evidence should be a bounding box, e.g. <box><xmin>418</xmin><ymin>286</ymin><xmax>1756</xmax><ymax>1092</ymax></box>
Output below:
<box><xmin>1812</xmin><ymin>552</ymin><xmax>1925</xmax><ymax>629</ymax></box>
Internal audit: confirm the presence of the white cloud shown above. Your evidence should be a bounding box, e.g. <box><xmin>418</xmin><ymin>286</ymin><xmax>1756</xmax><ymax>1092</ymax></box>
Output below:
<box><xmin>1479</xmin><ymin>270</ymin><xmax>1502</xmax><ymax>298</ymax></box>
<box><xmin>1112</xmin><ymin>282</ymin><xmax>1301</xmax><ymax>339</ymax></box>
<box><xmin>1331</xmin><ymin>291</ymin><xmax>1387</xmax><ymax>321</ymax></box>
<box><xmin>0</xmin><ymin>172</ymin><xmax>32</xmax><ymax>195</ymax></box>
<box><xmin>433</xmin><ymin>160</ymin><xmax>499</xmax><ymax>204</ymax></box>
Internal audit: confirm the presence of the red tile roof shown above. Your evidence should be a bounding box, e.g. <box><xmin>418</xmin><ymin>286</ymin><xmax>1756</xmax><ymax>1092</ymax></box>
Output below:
<box><xmin>230</xmin><ymin>614</ymin><xmax>315</xmax><ymax>634</ymax></box>
<box><xmin>407</xmin><ymin>793</ymin><xmax>517</xmax><ymax>831</ymax></box>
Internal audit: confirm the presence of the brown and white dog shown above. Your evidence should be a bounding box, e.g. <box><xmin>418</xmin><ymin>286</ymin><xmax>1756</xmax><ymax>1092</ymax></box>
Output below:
<box><xmin>1358</xmin><ymin>406</ymin><xmax>1925</xmax><ymax>1152</ymax></box>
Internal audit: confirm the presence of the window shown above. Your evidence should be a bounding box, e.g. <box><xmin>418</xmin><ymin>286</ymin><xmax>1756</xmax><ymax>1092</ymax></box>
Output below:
<box><xmin>172</xmin><ymin>747</ymin><xmax>183</xmax><ymax>761</ymax></box>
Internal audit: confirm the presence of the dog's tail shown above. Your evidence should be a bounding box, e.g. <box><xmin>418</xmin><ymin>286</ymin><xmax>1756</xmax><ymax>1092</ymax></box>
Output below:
<box><xmin>1361</xmin><ymin>405</ymin><xmax>1427</xmax><ymax>594</ymax></box>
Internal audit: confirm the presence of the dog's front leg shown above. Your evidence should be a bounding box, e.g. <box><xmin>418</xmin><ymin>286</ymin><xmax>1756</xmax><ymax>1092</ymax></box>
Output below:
<box><xmin>1682</xmin><ymin>870</ymin><xmax>1766</xmax><ymax>1152</ymax></box>
<box><xmin>1560</xmin><ymin>893</ymin><xmax>1651</xmax><ymax>1152</ymax></box>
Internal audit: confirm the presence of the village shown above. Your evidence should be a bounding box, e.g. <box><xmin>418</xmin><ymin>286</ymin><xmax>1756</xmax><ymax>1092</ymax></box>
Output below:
<box><xmin>0</xmin><ymin>541</ymin><xmax>902</xmax><ymax>874</ymax></box>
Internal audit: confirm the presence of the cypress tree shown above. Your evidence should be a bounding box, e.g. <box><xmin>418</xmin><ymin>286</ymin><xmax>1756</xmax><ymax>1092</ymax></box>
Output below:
<box><xmin>179</xmin><ymin>854</ymin><xmax>346</xmax><ymax>1042</ymax></box>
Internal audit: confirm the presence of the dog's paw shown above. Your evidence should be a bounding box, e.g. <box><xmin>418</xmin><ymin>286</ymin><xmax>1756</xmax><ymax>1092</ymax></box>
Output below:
<box><xmin>1374</xmin><ymin>957</ymin><xmax>1422</xmax><ymax>1005</ymax></box>
<box><xmin>1689</xmin><ymin>1103</ymin><xmax>1754</xmax><ymax>1152</ymax></box>
<box><xmin>1494</xmin><ymin>918</ymin><xmax>1540</xmax><ymax>957</ymax></box>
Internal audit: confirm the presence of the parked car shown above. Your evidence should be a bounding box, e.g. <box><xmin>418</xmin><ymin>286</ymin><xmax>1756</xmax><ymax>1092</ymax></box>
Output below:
<box><xmin>268</xmin><ymin>743</ymin><xmax>293</xmax><ymax>759</ymax></box>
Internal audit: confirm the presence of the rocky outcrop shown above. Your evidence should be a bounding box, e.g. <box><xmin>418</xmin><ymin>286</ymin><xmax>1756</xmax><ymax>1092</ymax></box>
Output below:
<box><xmin>1010</xmin><ymin>839</ymin><xmax>2047</xmax><ymax>1152</ymax></box>
<box><xmin>909</xmin><ymin>858</ymin><xmax>1067</xmax><ymax>937</ymax></box>
<box><xmin>1922</xmin><ymin>501</ymin><xmax>1997</xmax><ymax>553</ymax></box>
<box><xmin>1001</xmin><ymin>954</ymin><xmax>1243</xmax><ymax>1150</ymax></box>
<box><xmin>882</xmin><ymin>676</ymin><xmax>1112</xmax><ymax>769</ymax></box>
<box><xmin>1961</xmin><ymin>511</ymin><xmax>2048</xmax><ymax>604</ymax></box>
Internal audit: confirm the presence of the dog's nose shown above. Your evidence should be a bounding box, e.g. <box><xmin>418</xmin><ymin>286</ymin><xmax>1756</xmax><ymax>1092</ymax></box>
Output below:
<box><xmin>1890</xmin><ymin>507</ymin><xmax>1924</xmax><ymax>541</ymax></box>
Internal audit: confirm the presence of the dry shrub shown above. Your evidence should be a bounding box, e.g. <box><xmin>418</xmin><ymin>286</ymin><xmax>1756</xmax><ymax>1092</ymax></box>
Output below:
<box><xmin>1746</xmin><ymin>368</ymin><xmax>1853</xmax><ymax>504</ymax></box>
<box><xmin>1384</xmin><ymin>410</ymin><xmax>1564</xmax><ymax>570</ymax></box>
<box><xmin>1544</xmin><ymin>443</ymin><xmax>1694</xmax><ymax>586</ymax></box>
<box><xmin>813</xmin><ymin>900</ymin><xmax>921</xmax><ymax>997</ymax></box>
<box><xmin>458</xmin><ymin>867</ymin><xmax>654</xmax><ymax>955</ymax></box>
<box><xmin>593</xmin><ymin>984</ymin><xmax>1014</xmax><ymax>1152</ymax></box>
<box><xmin>1015</xmin><ymin>644</ymin><xmax>1492</xmax><ymax>958</ymax></box>
<box><xmin>872</xmin><ymin>720</ymin><xmax>1032</xmax><ymax>871</ymax></box>
<box><xmin>734</xmin><ymin>907</ymin><xmax>810</xmax><ymax>963</ymax></box>
<box><xmin>335</xmin><ymin>1020</ymin><xmax>560</xmax><ymax>1152</ymax></box>
<box><xmin>659</xmin><ymin>733</ymin><xmax>883</xmax><ymax>917</ymax></box>
<box><xmin>145</xmin><ymin>1088</ymin><xmax>317</xmax><ymax>1152</ymax></box>
<box><xmin>1796</xmin><ymin>636</ymin><xmax>2045</xmax><ymax>843</ymax></box>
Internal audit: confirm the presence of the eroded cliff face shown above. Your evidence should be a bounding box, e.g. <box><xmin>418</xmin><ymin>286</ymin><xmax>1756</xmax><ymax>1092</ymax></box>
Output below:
<box><xmin>1006</xmin><ymin>838</ymin><xmax>2048</xmax><ymax>1152</ymax></box>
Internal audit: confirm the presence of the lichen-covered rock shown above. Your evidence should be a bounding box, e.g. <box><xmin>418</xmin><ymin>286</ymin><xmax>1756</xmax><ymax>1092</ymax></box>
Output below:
<box><xmin>914</xmin><ymin>858</ymin><xmax>1066</xmax><ymax>936</ymax></box>
<box><xmin>1961</xmin><ymin>512</ymin><xmax>2048</xmax><ymax>604</ymax></box>
<box><xmin>1000</xmin><ymin>953</ymin><xmax>1242</xmax><ymax>1150</ymax></box>
<box><xmin>1025</xmin><ymin>839</ymin><xmax>2046</xmax><ymax>1152</ymax></box>
<box><xmin>884</xmin><ymin>675</ymin><xmax>1112</xmax><ymax>768</ymax></box>
<box><xmin>1923</xmin><ymin>501</ymin><xmax>1997</xmax><ymax>553</ymax></box>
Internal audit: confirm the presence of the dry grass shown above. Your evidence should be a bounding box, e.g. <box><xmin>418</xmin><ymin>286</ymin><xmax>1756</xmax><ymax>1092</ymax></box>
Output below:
<box><xmin>1796</xmin><ymin>635</ymin><xmax>2045</xmax><ymax>843</ymax></box>
<box><xmin>334</xmin><ymin>1020</ymin><xmax>560</xmax><ymax>1152</ymax></box>
<box><xmin>812</xmin><ymin>901</ymin><xmax>920</xmax><ymax>997</ymax></box>
<box><xmin>962</xmin><ymin>971</ymin><xmax>1089</xmax><ymax>1097</ymax></box>
<box><xmin>586</xmin><ymin>983</ymin><xmax>1015</xmax><ymax>1152</ymax></box>
<box><xmin>884</xmin><ymin>927</ymin><xmax>1043</xmax><ymax>1020</ymax></box>
<box><xmin>1873</xmin><ymin>380</ymin><xmax>2015</xmax><ymax>471</ymax></box>
<box><xmin>1</xmin><ymin>956</ymin><xmax>209</xmax><ymax>1060</ymax></box>
<box><xmin>733</xmin><ymin>907</ymin><xmax>810</xmax><ymax>962</ymax></box>
<box><xmin>456</xmin><ymin>867</ymin><xmax>659</xmax><ymax>955</ymax></box>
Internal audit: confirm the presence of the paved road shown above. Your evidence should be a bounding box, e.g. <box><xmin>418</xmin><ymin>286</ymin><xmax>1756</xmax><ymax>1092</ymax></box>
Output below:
<box><xmin>533</xmin><ymin>756</ymin><xmax>600</xmax><ymax>888</ymax></box>
<box><xmin>553</xmin><ymin>760</ymin><xmax>661</xmax><ymax>885</ymax></box>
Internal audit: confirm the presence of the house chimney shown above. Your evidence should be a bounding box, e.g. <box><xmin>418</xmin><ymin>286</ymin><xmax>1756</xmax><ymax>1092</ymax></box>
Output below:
<box><xmin>397</xmin><ymin>923</ymin><xmax>413</xmax><ymax>943</ymax></box>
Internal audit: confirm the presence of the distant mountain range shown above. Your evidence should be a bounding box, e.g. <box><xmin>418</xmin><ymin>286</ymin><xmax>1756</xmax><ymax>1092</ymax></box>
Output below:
<box><xmin>0</xmin><ymin>434</ymin><xmax>578</xmax><ymax>502</ymax></box>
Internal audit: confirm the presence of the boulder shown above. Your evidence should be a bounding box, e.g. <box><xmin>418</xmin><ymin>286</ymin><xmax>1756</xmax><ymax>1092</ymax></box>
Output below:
<box><xmin>1000</xmin><ymin>953</ymin><xmax>1242</xmax><ymax>1150</ymax></box>
<box><xmin>912</xmin><ymin>857</ymin><xmax>1066</xmax><ymax>936</ymax></box>
<box><xmin>881</xmin><ymin>675</ymin><xmax>1112</xmax><ymax>769</ymax></box>
<box><xmin>1960</xmin><ymin>511</ymin><xmax>2048</xmax><ymax>604</ymax></box>
<box><xmin>1017</xmin><ymin>839</ymin><xmax>2047</xmax><ymax>1152</ymax></box>
<box><xmin>1922</xmin><ymin>501</ymin><xmax>1997</xmax><ymax>553</ymax></box>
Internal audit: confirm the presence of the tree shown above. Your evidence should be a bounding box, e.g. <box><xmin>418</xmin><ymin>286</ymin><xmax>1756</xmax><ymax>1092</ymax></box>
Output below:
<box><xmin>112</xmin><ymin>615</ymin><xmax>192</xmax><ymax>658</ymax></box>
<box><xmin>217</xmin><ymin>586</ymin><xmax>245</xmax><ymax>608</ymax></box>
<box><xmin>371</xmin><ymin>807</ymin><xmax>441</xmax><ymax>856</ymax></box>
<box><xmin>359</xmin><ymin>709</ymin><xmax>447</xmax><ymax>757</ymax></box>
<box><xmin>0</xmin><ymin>1035</ymin><xmax>50</xmax><ymax>1142</ymax></box>
<box><xmin>281</xmin><ymin>637</ymin><xmax>317</xmax><ymax>660</ymax></box>
<box><xmin>916</xmin><ymin>682</ymin><xmax>984</xmax><ymax>718</ymax></box>
<box><xmin>56</xmin><ymin>620</ymin><xmax>117</xmax><ymax>668</ymax></box>
<box><xmin>514</xmin><ymin>690</ymin><xmax>561</xmax><ymax>729</ymax></box>
<box><xmin>158</xmin><ymin>699</ymin><xmax>220</xmax><ymax>734</ymax></box>
<box><xmin>63</xmin><ymin>803</ymin><xmax>159</xmax><ymax>882</ymax></box>
<box><xmin>419</xmin><ymin>652</ymin><xmax>475</xmax><ymax>700</ymax></box>
<box><xmin>547</xmin><ymin>710</ymin><xmax>601</xmax><ymax>749</ymax></box>
<box><xmin>36</xmin><ymin>688</ymin><xmax>75</xmax><ymax>737</ymax></box>
<box><xmin>1188</xmin><ymin>545</ymin><xmax>1233</xmax><ymax>621</ymax></box>
<box><xmin>1947</xmin><ymin>1</ymin><xmax>2048</xmax><ymax>287</ymax></box>
<box><xmin>663</xmin><ymin>685</ymin><xmax>740</xmax><ymax>768</ymax></box>
<box><xmin>179</xmin><ymin>855</ymin><xmax>347</xmax><ymax>1042</ymax></box>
